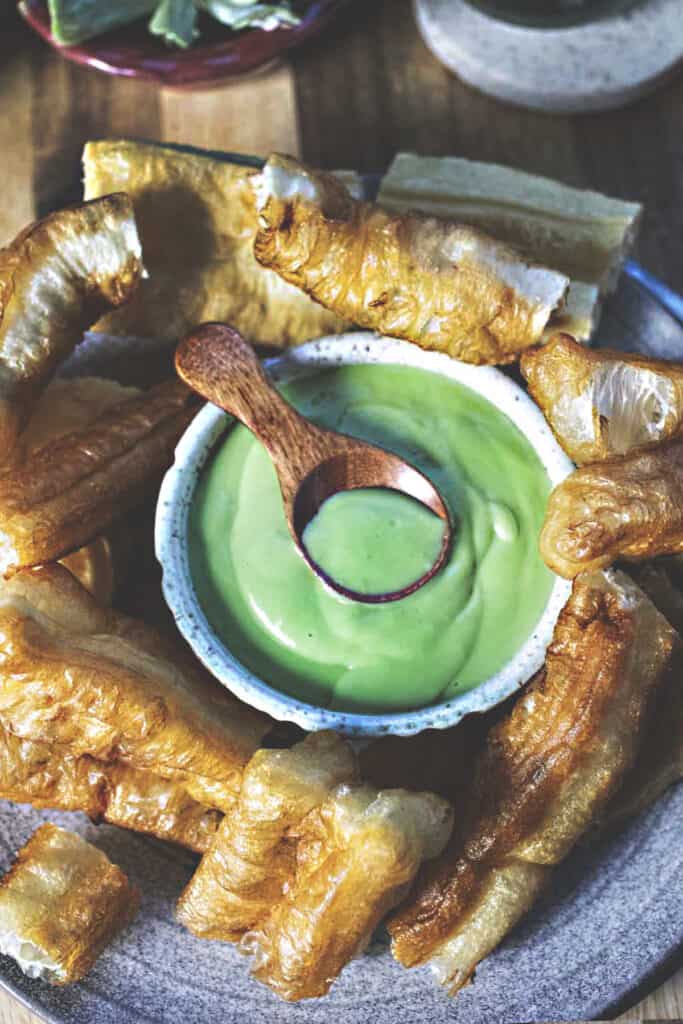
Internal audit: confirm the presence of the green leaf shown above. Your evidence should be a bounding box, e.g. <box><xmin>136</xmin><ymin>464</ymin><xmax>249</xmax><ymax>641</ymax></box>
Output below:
<box><xmin>47</xmin><ymin>0</ymin><xmax>158</xmax><ymax>46</ymax></box>
<box><xmin>149</xmin><ymin>0</ymin><xmax>199</xmax><ymax>47</ymax></box>
<box><xmin>198</xmin><ymin>0</ymin><xmax>302</xmax><ymax>31</ymax></box>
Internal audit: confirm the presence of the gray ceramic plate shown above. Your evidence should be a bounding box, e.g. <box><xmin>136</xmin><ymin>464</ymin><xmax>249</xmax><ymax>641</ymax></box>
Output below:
<box><xmin>0</xmin><ymin>274</ymin><xmax>681</xmax><ymax>1024</ymax></box>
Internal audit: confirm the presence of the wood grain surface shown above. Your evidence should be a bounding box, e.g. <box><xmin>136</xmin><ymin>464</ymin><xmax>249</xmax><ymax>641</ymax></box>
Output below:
<box><xmin>0</xmin><ymin>0</ymin><xmax>682</xmax><ymax>1020</ymax></box>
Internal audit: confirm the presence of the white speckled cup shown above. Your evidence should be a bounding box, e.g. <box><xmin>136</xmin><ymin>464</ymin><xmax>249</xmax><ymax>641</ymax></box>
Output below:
<box><xmin>155</xmin><ymin>333</ymin><xmax>573</xmax><ymax>736</ymax></box>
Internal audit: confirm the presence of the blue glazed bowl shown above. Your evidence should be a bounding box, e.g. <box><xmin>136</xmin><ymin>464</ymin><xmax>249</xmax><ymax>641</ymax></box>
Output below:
<box><xmin>155</xmin><ymin>333</ymin><xmax>573</xmax><ymax>736</ymax></box>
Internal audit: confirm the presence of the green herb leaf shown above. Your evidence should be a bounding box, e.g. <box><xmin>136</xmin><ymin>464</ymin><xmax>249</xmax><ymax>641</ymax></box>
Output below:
<box><xmin>47</xmin><ymin>0</ymin><xmax>158</xmax><ymax>46</ymax></box>
<box><xmin>149</xmin><ymin>0</ymin><xmax>199</xmax><ymax>47</ymax></box>
<box><xmin>198</xmin><ymin>0</ymin><xmax>302</xmax><ymax>31</ymax></box>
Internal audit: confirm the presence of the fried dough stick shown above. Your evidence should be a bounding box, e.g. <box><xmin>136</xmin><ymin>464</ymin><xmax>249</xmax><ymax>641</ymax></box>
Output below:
<box><xmin>0</xmin><ymin>195</ymin><xmax>141</xmax><ymax>452</ymax></box>
<box><xmin>0</xmin><ymin>725</ymin><xmax>221</xmax><ymax>853</ymax></box>
<box><xmin>176</xmin><ymin>732</ymin><xmax>358</xmax><ymax>940</ymax></box>
<box><xmin>243</xmin><ymin>784</ymin><xmax>453</xmax><ymax>1002</ymax></box>
<box><xmin>0</xmin><ymin>379</ymin><xmax>198</xmax><ymax>575</ymax></box>
<box><xmin>387</xmin><ymin>571</ymin><xmax>678</xmax><ymax>994</ymax></box>
<box><xmin>521</xmin><ymin>334</ymin><xmax>683</xmax><ymax>464</ymax></box>
<box><xmin>0</xmin><ymin>565</ymin><xmax>271</xmax><ymax>815</ymax></box>
<box><xmin>540</xmin><ymin>440</ymin><xmax>683</xmax><ymax>578</ymax></box>
<box><xmin>0</xmin><ymin>824</ymin><xmax>137</xmax><ymax>984</ymax></box>
<box><xmin>253</xmin><ymin>154</ymin><xmax>569</xmax><ymax>366</ymax></box>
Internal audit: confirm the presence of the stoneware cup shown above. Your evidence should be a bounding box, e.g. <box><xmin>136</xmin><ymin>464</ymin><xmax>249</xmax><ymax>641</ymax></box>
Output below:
<box><xmin>155</xmin><ymin>332</ymin><xmax>573</xmax><ymax>736</ymax></box>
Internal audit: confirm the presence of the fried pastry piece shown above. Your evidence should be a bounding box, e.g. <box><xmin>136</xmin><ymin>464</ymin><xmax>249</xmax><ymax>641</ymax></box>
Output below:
<box><xmin>0</xmin><ymin>824</ymin><xmax>137</xmax><ymax>984</ymax></box>
<box><xmin>6</xmin><ymin>376</ymin><xmax>140</xmax><ymax>603</ymax></box>
<box><xmin>0</xmin><ymin>724</ymin><xmax>221</xmax><ymax>853</ymax></box>
<box><xmin>0</xmin><ymin>564</ymin><xmax>271</xmax><ymax>812</ymax></box>
<box><xmin>0</xmin><ymin>379</ymin><xmax>198</xmax><ymax>575</ymax></box>
<box><xmin>540</xmin><ymin>440</ymin><xmax>683</xmax><ymax>578</ymax></box>
<box><xmin>83</xmin><ymin>139</ymin><xmax>355</xmax><ymax>346</ymax></box>
<box><xmin>378</xmin><ymin>154</ymin><xmax>641</xmax><ymax>295</ymax></box>
<box><xmin>0</xmin><ymin>195</ymin><xmax>141</xmax><ymax>452</ymax></box>
<box><xmin>253</xmin><ymin>154</ymin><xmax>569</xmax><ymax>365</ymax></box>
<box><xmin>387</xmin><ymin>570</ymin><xmax>678</xmax><ymax>993</ymax></box>
<box><xmin>521</xmin><ymin>334</ymin><xmax>683</xmax><ymax>463</ymax></box>
<box><xmin>243</xmin><ymin>784</ymin><xmax>453</xmax><ymax>1001</ymax></box>
<box><xmin>177</xmin><ymin>731</ymin><xmax>358</xmax><ymax>940</ymax></box>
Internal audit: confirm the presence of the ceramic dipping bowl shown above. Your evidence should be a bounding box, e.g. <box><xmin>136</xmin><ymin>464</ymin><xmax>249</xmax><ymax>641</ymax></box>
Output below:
<box><xmin>156</xmin><ymin>333</ymin><xmax>573</xmax><ymax>736</ymax></box>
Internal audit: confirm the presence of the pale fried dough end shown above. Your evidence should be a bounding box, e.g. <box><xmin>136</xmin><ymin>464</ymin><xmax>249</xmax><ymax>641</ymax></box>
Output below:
<box><xmin>521</xmin><ymin>334</ymin><xmax>683</xmax><ymax>464</ymax></box>
<box><xmin>0</xmin><ymin>824</ymin><xmax>138</xmax><ymax>984</ymax></box>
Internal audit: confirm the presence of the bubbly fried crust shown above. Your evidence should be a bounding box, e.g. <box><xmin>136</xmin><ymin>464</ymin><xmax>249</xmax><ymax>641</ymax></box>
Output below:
<box><xmin>0</xmin><ymin>725</ymin><xmax>221</xmax><ymax>853</ymax></box>
<box><xmin>5</xmin><ymin>376</ymin><xmax>141</xmax><ymax>604</ymax></box>
<box><xmin>83</xmin><ymin>139</ymin><xmax>351</xmax><ymax>347</ymax></box>
<box><xmin>176</xmin><ymin>732</ymin><xmax>358</xmax><ymax>941</ymax></box>
<box><xmin>244</xmin><ymin>784</ymin><xmax>453</xmax><ymax>1002</ymax></box>
<box><xmin>0</xmin><ymin>565</ymin><xmax>271</xmax><ymax>813</ymax></box>
<box><xmin>0</xmin><ymin>823</ymin><xmax>138</xmax><ymax>984</ymax></box>
<box><xmin>0</xmin><ymin>379</ymin><xmax>198</xmax><ymax>575</ymax></box>
<box><xmin>521</xmin><ymin>334</ymin><xmax>683</xmax><ymax>464</ymax></box>
<box><xmin>540</xmin><ymin>440</ymin><xmax>683</xmax><ymax>578</ymax></box>
<box><xmin>253</xmin><ymin>154</ymin><xmax>568</xmax><ymax>365</ymax></box>
<box><xmin>387</xmin><ymin>571</ymin><xmax>678</xmax><ymax>992</ymax></box>
<box><xmin>0</xmin><ymin>196</ymin><xmax>141</xmax><ymax>452</ymax></box>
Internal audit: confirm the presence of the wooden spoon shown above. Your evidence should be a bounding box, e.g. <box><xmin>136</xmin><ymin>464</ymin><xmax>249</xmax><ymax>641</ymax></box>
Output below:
<box><xmin>175</xmin><ymin>323</ymin><xmax>453</xmax><ymax>604</ymax></box>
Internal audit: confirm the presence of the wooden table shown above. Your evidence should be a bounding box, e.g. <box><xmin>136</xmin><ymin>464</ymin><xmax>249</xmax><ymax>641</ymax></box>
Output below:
<box><xmin>0</xmin><ymin>2</ymin><xmax>682</xmax><ymax>1020</ymax></box>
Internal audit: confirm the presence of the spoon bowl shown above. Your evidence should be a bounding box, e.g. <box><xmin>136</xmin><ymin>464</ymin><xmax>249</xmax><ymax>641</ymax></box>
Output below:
<box><xmin>175</xmin><ymin>323</ymin><xmax>453</xmax><ymax>603</ymax></box>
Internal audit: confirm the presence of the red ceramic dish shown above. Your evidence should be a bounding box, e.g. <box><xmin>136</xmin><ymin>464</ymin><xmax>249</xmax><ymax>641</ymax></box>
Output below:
<box><xmin>18</xmin><ymin>0</ymin><xmax>352</xmax><ymax>87</ymax></box>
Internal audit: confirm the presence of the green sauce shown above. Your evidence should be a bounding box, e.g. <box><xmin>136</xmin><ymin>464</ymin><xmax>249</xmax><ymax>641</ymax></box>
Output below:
<box><xmin>189</xmin><ymin>364</ymin><xmax>552</xmax><ymax>713</ymax></box>
<box><xmin>302</xmin><ymin>488</ymin><xmax>446</xmax><ymax>595</ymax></box>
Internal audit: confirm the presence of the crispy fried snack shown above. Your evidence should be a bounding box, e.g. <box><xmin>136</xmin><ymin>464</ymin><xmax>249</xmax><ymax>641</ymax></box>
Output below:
<box><xmin>5</xmin><ymin>376</ymin><xmax>140</xmax><ymax>603</ymax></box>
<box><xmin>243</xmin><ymin>784</ymin><xmax>453</xmax><ymax>1001</ymax></box>
<box><xmin>253</xmin><ymin>154</ymin><xmax>569</xmax><ymax>365</ymax></box>
<box><xmin>0</xmin><ymin>195</ymin><xmax>141</xmax><ymax>453</ymax></box>
<box><xmin>0</xmin><ymin>379</ymin><xmax>198</xmax><ymax>575</ymax></box>
<box><xmin>540</xmin><ymin>440</ymin><xmax>683</xmax><ymax>578</ymax></box>
<box><xmin>83</xmin><ymin>139</ymin><xmax>353</xmax><ymax>347</ymax></box>
<box><xmin>0</xmin><ymin>823</ymin><xmax>138</xmax><ymax>984</ymax></box>
<box><xmin>0</xmin><ymin>565</ymin><xmax>271</xmax><ymax>813</ymax></box>
<box><xmin>387</xmin><ymin>570</ymin><xmax>678</xmax><ymax>993</ymax></box>
<box><xmin>521</xmin><ymin>334</ymin><xmax>683</xmax><ymax>464</ymax></box>
<box><xmin>0</xmin><ymin>724</ymin><xmax>221</xmax><ymax>853</ymax></box>
<box><xmin>177</xmin><ymin>731</ymin><xmax>358</xmax><ymax>940</ymax></box>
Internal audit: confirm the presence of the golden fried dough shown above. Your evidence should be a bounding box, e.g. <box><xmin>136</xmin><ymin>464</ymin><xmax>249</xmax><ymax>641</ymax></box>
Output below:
<box><xmin>0</xmin><ymin>196</ymin><xmax>141</xmax><ymax>453</ymax></box>
<box><xmin>522</xmin><ymin>334</ymin><xmax>683</xmax><ymax>463</ymax></box>
<box><xmin>0</xmin><ymin>565</ymin><xmax>271</xmax><ymax>813</ymax></box>
<box><xmin>83</xmin><ymin>139</ymin><xmax>352</xmax><ymax>347</ymax></box>
<box><xmin>0</xmin><ymin>379</ymin><xmax>197</xmax><ymax>575</ymax></box>
<box><xmin>387</xmin><ymin>571</ymin><xmax>678</xmax><ymax>993</ymax></box>
<box><xmin>540</xmin><ymin>440</ymin><xmax>683</xmax><ymax>578</ymax></box>
<box><xmin>253</xmin><ymin>154</ymin><xmax>569</xmax><ymax>365</ymax></box>
<box><xmin>0</xmin><ymin>824</ymin><xmax>137</xmax><ymax>984</ymax></box>
<box><xmin>244</xmin><ymin>784</ymin><xmax>453</xmax><ymax>1001</ymax></box>
<box><xmin>5</xmin><ymin>376</ymin><xmax>140</xmax><ymax>603</ymax></box>
<box><xmin>0</xmin><ymin>724</ymin><xmax>221</xmax><ymax>853</ymax></box>
<box><xmin>177</xmin><ymin>731</ymin><xmax>358</xmax><ymax>941</ymax></box>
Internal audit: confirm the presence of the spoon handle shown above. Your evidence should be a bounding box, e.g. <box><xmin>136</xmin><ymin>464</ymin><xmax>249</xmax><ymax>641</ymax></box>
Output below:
<box><xmin>175</xmin><ymin>323</ymin><xmax>336</xmax><ymax>501</ymax></box>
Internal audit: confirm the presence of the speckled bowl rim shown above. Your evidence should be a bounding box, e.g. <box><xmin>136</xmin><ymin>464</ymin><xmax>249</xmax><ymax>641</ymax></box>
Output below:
<box><xmin>155</xmin><ymin>332</ymin><xmax>573</xmax><ymax>736</ymax></box>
